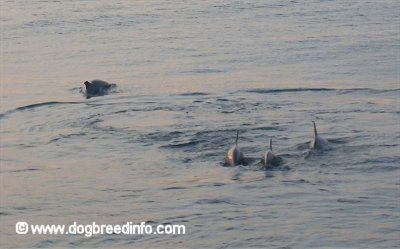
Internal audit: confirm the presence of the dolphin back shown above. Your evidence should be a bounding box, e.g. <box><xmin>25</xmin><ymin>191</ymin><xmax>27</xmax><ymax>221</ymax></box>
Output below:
<box><xmin>226</xmin><ymin>145</ymin><xmax>244</xmax><ymax>166</ymax></box>
<box><xmin>311</xmin><ymin>135</ymin><xmax>329</xmax><ymax>150</ymax></box>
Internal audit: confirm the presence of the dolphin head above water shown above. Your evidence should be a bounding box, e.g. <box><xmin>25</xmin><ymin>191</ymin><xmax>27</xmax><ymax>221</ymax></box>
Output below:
<box><xmin>83</xmin><ymin>80</ymin><xmax>116</xmax><ymax>97</ymax></box>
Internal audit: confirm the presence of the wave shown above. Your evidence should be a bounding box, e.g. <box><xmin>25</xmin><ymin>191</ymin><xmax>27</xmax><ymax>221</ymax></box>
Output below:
<box><xmin>0</xmin><ymin>101</ymin><xmax>82</xmax><ymax>119</ymax></box>
<box><xmin>15</xmin><ymin>101</ymin><xmax>82</xmax><ymax>111</ymax></box>
<box><xmin>244</xmin><ymin>87</ymin><xmax>400</xmax><ymax>94</ymax></box>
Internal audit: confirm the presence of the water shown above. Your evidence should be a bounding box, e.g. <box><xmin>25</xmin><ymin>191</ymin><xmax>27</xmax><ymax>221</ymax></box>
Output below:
<box><xmin>1</xmin><ymin>0</ymin><xmax>399</xmax><ymax>248</ymax></box>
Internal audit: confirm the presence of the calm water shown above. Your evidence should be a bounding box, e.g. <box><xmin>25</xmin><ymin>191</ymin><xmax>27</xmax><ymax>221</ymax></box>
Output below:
<box><xmin>1</xmin><ymin>0</ymin><xmax>399</xmax><ymax>248</ymax></box>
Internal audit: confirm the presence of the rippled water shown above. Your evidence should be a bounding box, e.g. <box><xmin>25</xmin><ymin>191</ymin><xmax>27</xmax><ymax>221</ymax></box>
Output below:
<box><xmin>1</xmin><ymin>0</ymin><xmax>399</xmax><ymax>248</ymax></box>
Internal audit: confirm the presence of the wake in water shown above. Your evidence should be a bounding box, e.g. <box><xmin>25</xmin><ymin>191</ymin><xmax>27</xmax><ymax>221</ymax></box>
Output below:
<box><xmin>0</xmin><ymin>101</ymin><xmax>82</xmax><ymax>119</ymax></box>
<box><xmin>2</xmin><ymin>86</ymin><xmax>397</xmax><ymax>170</ymax></box>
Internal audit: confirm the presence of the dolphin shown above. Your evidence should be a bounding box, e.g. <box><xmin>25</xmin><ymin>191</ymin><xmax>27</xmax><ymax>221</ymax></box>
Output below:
<box><xmin>310</xmin><ymin>121</ymin><xmax>329</xmax><ymax>150</ymax></box>
<box><xmin>261</xmin><ymin>138</ymin><xmax>281</xmax><ymax>168</ymax></box>
<box><xmin>225</xmin><ymin>131</ymin><xmax>245</xmax><ymax>166</ymax></box>
<box><xmin>84</xmin><ymin>80</ymin><xmax>116</xmax><ymax>96</ymax></box>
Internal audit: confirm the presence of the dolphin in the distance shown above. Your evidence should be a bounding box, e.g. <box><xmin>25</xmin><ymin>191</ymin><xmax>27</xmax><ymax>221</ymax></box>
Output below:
<box><xmin>225</xmin><ymin>131</ymin><xmax>245</xmax><ymax>166</ymax></box>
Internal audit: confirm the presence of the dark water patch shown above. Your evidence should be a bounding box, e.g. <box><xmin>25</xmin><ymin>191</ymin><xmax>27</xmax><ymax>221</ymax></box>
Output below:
<box><xmin>85</xmin><ymin>118</ymin><xmax>104</xmax><ymax>128</ymax></box>
<box><xmin>281</xmin><ymin>178</ymin><xmax>311</xmax><ymax>185</ymax></box>
<box><xmin>49</xmin><ymin>132</ymin><xmax>87</xmax><ymax>144</ymax></box>
<box><xmin>163</xmin><ymin>186</ymin><xmax>187</xmax><ymax>190</ymax></box>
<box><xmin>252</xmin><ymin>125</ymin><xmax>287</xmax><ymax>132</ymax></box>
<box><xmin>212</xmin><ymin>183</ymin><xmax>225</xmax><ymax>187</ymax></box>
<box><xmin>173</xmin><ymin>92</ymin><xmax>211</xmax><ymax>96</ymax></box>
<box><xmin>319</xmin><ymin>188</ymin><xmax>330</xmax><ymax>192</ymax></box>
<box><xmin>379</xmin><ymin>143</ymin><xmax>399</xmax><ymax>148</ymax></box>
<box><xmin>220</xmin><ymin>109</ymin><xmax>238</xmax><ymax>114</ymax></box>
<box><xmin>337</xmin><ymin>198</ymin><xmax>364</xmax><ymax>204</ymax></box>
<box><xmin>182</xmin><ymin>157</ymin><xmax>193</xmax><ymax>163</ymax></box>
<box><xmin>194</xmin><ymin>198</ymin><xmax>239</xmax><ymax>205</ymax></box>
<box><xmin>112</xmin><ymin>108</ymin><xmax>142</xmax><ymax>114</ymax></box>
<box><xmin>161</xmin><ymin>140</ymin><xmax>199</xmax><ymax>149</ymax></box>
<box><xmin>195</xmin><ymin>183</ymin><xmax>226</xmax><ymax>188</ymax></box>
<box><xmin>187</xmin><ymin>68</ymin><xmax>226</xmax><ymax>74</ymax></box>
<box><xmin>13</xmin><ymin>206</ymin><xmax>43</xmax><ymax>213</ymax></box>
<box><xmin>1</xmin><ymin>168</ymin><xmax>40</xmax><ymax>174</ymax></box>
<box><xmin>120</xmin><ymin>194</ymin><xmax>142</xmax><ymax>198</ymax></box>
<box><xmin>110</xmin><ymin>189</ymin><xmax>145</xmax><ymax>195</ymax></box>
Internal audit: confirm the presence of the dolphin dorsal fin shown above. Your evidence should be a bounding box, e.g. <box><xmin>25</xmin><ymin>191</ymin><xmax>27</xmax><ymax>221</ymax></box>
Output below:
<box><xmin>235</xmin><ymin>131</ymin><xmax>239</xmax><ymax>145</ymax></box>
<box><xmin>270</xmin><ymin>138</ymin><xmax>272</xmax><ymax>151</ymax></box>
<box><xmin>313</xmin><ymin>121</ymin><xmax>318</xmax><ymax>136</ymax></box>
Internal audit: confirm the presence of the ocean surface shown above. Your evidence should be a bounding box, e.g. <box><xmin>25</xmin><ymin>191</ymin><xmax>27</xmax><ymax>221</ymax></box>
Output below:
<box><xmin>1</xmin><ymin>0</ymin><xmax>399</xmax><ymax>248</ymax></box>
